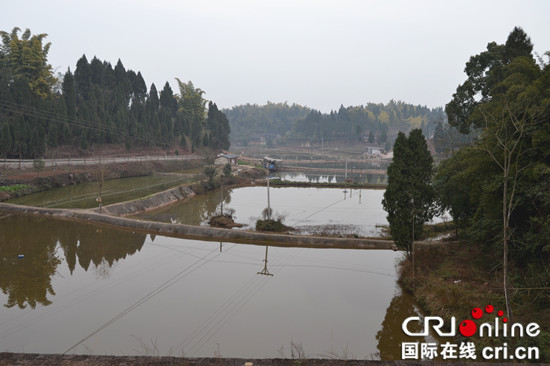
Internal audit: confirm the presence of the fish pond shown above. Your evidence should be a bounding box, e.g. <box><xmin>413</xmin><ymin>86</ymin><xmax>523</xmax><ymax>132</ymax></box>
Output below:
<box><xmin>138</xmin><ymin>186</ymin><xmax>388</xmax><ymax>238</ymax></box>
<box><xmin>271</xmin><ymin>171</ymin><xmax>387</xmax><ymax>185</ymax></box>
<box><xmin>0</xmin><ymin>213</ymin><xmax>423</xmax><ymax>359</ymax></box>
<box><xmin>1</xmin><ymin>185</ymin><xmax>432</xmax><ymax>358</ymax></box>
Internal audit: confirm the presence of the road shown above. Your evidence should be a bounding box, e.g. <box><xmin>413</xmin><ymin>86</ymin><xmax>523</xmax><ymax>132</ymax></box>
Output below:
<box><xmin>0</xmin><ymin>154</ymin><xmax>199</xmax><ymax>169</ymax></box>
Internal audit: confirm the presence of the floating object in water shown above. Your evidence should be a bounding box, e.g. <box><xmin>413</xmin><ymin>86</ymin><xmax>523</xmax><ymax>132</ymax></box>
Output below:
<box><xmin>18</xmin><ymin>254</ymin><xmax>24</xmax><ymax>259</ymax></box>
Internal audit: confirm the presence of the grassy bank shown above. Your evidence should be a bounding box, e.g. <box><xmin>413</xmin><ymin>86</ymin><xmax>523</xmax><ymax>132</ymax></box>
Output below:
<box><xmin>398</xmin><ymin>239</ymin><xmax>550</xmax><ymax>360</ymax></box>
<box><xmin>0</xmin><ymin>159</ymin><xmax>204</xmax><ymax>202</ymax></box>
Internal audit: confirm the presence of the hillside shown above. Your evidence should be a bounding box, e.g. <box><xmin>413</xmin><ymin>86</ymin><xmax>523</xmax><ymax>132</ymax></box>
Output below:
<box><xmin>224</xmin><ymin>100</ymin><xmax>445</xmax><ymax>149</ymax></box>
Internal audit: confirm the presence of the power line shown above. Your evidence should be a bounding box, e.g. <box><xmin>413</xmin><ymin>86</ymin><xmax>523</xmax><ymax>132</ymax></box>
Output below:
<box><xmin>63</xmin><ymin>243</ymin><xmax>231</xmax><ymax>354</ymax></box>
<box><xmin>176</xmin><ymin>246</ymin><xmax>301</xmax><ymax>356</ymax></box>
<box><xmin>0</xmin><ymin>237</ymin><xmax>188</xmax><ymax>341</ymax></box>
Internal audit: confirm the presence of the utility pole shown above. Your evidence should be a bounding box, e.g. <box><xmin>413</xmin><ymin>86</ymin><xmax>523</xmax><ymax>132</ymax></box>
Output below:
<box><xmin>345</xmin><ymin>159</ymin><xmax>348</xmax><ymax>180</ymax></box>
<box><xmin>266</xmin><ymin>175</ymin><xmax>271</xmax><ymax>220</ymax></box>
<box><xmin>220</xmin><ymin>177</ymin><xmax>224</xmax><ymax>216</ymax></box>
<box><xmin>411</xmin><ymin>198</ymin><xmax>415</xmax><ymax>280</ymax></box>
<box><xmin>97</xmin><ymin>157</ymin><xmax>104</xmax><ymax>213</ymax></box>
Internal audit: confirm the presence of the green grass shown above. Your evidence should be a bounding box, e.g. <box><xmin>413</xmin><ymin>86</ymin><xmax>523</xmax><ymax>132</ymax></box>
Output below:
<box><xmin>6</xmin><ymin>176</ymin><xmax>191</xmax><ymax>209</ymax></box>
<box><xmin>0</xmin><ymin>184</ymin><xmax>30</xmax><ymax>192</ymax></box>
<box><xmin>255</xmin><ymin>219</ymin><xmax>291</xmax><ymax>232</ymax></box>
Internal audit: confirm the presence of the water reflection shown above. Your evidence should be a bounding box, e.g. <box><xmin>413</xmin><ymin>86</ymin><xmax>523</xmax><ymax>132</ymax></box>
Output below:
<box><xmin>376</xmin><ymin>290</ymin><xmax>426</xmax><ymax>360</ymax></box>
<box><xmin>0</xmin><ymin>215</ymin><xmax>146</xmax><ymax>308</ymax></box>
<box><xmin>140</xmin><ymin>187</ymin><xmax>233</xmax><ymax>226</ymax></box>
<box><xmin>257</xmin><ymin>246</ymin><xmax>273</xmax><ymax>276</ymax></box>
<box><xmin>271</xmin><ymin>172</ymin><xmax>388</xmax><ymax>184</ymax></box>
<box><xmin>0</xmin><ymin>213</ymin><xmax>414</xmax><ymax>358</ymax></box>
<box><xmin>0</xmin><ymin>216</ymin><xmax>60</xmax><ymax>309</ymax></box>
<box><xmin>139</xmin><ymin>187</ymin><xmax>388</xmax><ymax>238</ymax></box>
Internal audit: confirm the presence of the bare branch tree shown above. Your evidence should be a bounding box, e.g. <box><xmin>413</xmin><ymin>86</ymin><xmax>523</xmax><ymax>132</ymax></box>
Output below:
<box><xmin>477</xmin><ymin>101</ymin><xmax>539</xmax><ymax>320</ymax></box>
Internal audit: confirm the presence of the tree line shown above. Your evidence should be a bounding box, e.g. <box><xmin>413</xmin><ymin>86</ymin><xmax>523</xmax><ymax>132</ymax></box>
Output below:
<box><xmin>290</xmin><ymin>102</ymin><xmax>443</xmax><ymax>148</ymax></box>
<box><xmin>0</xmin><ymin>27</ymin><xmax>230</xmax><ymax>160</ymax></box>
<box><xmin>384</xmin><ymin>27</ymin><xmax>550</xmax><ymax>322</ymax></box>
<box><xmin>0</xmin><ymin>214</ymin><xmax>146</xmax><ymax>309</ymax></box>
<box><xmin>222</xmin><ymin>102</ymin><xmax>311</xmax><ymax>146</ymax></box>
<box><xmin>224</xmin><ymin>100</ymin><xmax>445</xmax><ymax>149</ymax></box>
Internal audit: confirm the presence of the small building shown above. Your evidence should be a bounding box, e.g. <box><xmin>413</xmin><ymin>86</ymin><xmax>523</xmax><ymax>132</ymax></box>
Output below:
<box><xmin>215</xmin><ymin>153</ymin><xmax>239</xmax><ymax>166</ymax></box>
<box><xmin>260</xmin><ymin>156</ymin><xmax>283</xmax><ymax>171</ymax></box>
<box><xmin>365</xmin><ymin>147</ymin><xmax>382</xmax><ymax>157</ymax></box>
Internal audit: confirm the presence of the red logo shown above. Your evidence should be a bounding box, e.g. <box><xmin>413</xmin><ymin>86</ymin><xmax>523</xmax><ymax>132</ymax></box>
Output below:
<box><xmin>459</xmin><ymin>304</ymin><xmax>507</xmax><ymax>337</ymax></box>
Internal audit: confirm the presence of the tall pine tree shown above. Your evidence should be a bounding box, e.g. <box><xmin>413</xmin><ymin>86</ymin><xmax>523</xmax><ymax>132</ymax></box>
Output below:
<box><xmin>382</xmin><ymin>129</ymin><xmax>435</xmax><ymax>256</ymax></box>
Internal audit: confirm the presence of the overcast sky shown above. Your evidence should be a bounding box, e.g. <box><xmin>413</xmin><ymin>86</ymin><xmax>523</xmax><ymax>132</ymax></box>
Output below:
<box><xmin>3</xmin><ymin>0</ymin><xmax>550</xmax><ymax>112</ymax></box>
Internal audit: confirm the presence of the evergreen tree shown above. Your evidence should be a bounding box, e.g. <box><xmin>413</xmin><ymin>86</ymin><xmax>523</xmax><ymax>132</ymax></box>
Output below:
<box><xmin>160</xmin><ymin>82</ymin><xmax>177</xmax><ymax>115</ymax></box>
<box><xmin>432</xmin><ymin>122</ymin><xmax>445</xmax><ymax>153</ymax></box>
<box><xmin>207</xmin><ymin>102</ymin><xmax>230</xmax><ymax>150</ymax></box>
<box><xmin>147</xmin><ymin>83</ymin><xmax>159</xmax><ymax>111</ymax></box>
<box><xmin>440</xmin><ymin>27</ymin><xmax>550</xmax><ymax>318</ymax></box>
<box><xmin>79</xmin><ymin>130</ymin><xmax>88</xmax><ymax>150</ymax></box>
<box><xmin>62</xmin><ymin>69</ymin><xmax>77</xmax><ymax>119</ymax></box>
<box><xmin>11</xmin><ymin>114</ymin><xmax>28</xmax><ymax>161</ymax></box>
<box><xmin>382</xmin><ymin>129</ymin><xmax>435</xmax><ymax>256</ymax></box>
<box><xmin>89</xmin><ymin>56</ymin><xmax>104</xmax><ymax>85</ymax></box>
<box><xmin>1</xmin><ymin>27</ymin><xmax>230</xmax><ymax>157</ymax></box>
<box><xmin>74</xmin><ymin>55</ymin><xmax>91</xmax><ymax>99</ymax></box>
<box><xmin>0</xmin><ymin>122</ymin><xmax>12</xmax><ymax>160</ymax></box>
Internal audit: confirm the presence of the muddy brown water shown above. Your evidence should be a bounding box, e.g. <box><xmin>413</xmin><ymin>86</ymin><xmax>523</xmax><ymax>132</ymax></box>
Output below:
<box><xmin>0</xmin><ymin>221</ymin><xmax>415</xmax><ymax>359</ymax></box>
<box><xmin>0</xmin><ymin>186</ymin><xmax>432</xmax><ymax>359</ymax></box>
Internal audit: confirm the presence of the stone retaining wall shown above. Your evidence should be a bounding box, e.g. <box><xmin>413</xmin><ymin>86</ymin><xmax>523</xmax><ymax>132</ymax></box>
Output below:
<box><xmin>96</xmin><ymin>186</ymin><xmax>196</xmax><ymax>216</ymax></box>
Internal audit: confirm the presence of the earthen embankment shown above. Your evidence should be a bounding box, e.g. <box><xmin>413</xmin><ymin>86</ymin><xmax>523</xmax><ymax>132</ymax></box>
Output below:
<box><xmin>0</xmin><ymin>202</ymin><xmax>394</xmax><ymax>249</ymax></box>
<box><xmin>96</xmin><ymin>185</ymin><xmax>196</xmax><ymax>216</ymax></box>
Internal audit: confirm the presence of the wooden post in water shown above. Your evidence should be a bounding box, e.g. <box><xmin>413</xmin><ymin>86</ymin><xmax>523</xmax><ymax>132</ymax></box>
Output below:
<box><xmin>220</xmin><ymin>177</ymin><xmax>224</xmax><ymax>216</ymax></box>
<box><xmin>98</xmin><ymin>157</ymin><xmax>104</xmax><ymax>213</ymax></box>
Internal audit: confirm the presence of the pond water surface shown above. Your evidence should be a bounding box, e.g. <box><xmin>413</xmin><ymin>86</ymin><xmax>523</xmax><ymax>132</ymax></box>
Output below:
<box><xmin>271</xmin><ymin>171</ymin><xmax>387</xmax><ymax>185</ymax></box>
<box><xmin>138</xmin><ymin>187</ymin><xmax>389</xmax><ymax>237</ymax></box>
<box><xmin>0</xmin><ymin>213</ymin><xmax>421</xmax><ymax>359</ymax></box>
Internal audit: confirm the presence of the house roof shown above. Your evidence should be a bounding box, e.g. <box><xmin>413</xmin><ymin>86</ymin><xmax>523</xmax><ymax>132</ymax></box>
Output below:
<box><xmin>262</xmin><ymin>156</ymin><xmax>282</xmax><ymax>163</ymax></box>
<box><xmin>218</xmin><ymin>153</ymin><xmax>239</xmax><ymax>159</ymax></box>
